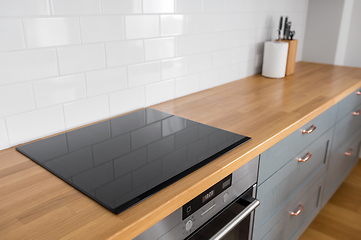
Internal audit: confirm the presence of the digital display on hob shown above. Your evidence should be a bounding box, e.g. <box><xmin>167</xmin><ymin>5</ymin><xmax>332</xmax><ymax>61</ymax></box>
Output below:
<box><xmin>16</xmin><ymin>108</ymin><xmax>250</xmax><ymax>214</ymax></box>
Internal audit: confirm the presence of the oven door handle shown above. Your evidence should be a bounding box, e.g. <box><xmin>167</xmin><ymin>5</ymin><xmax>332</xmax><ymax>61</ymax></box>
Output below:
<box><xmin>209</xmin><ymin>196</ymin><xmax>260</xmax><ymax>240</ymax></box>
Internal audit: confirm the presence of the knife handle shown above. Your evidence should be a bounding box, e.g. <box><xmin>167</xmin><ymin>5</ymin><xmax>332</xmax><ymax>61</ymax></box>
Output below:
<box><xmin>283</xmin><ymin>17</ymin><xmax>288</xmax><ymax>37</ymax></box>
<box><xmin>279</xmin><ymin>16</ymin><xmax>283</xmax><ymax>31</ymax></box>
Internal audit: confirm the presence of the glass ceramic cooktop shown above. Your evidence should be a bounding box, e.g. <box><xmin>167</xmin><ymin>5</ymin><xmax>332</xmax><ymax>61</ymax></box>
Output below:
<box><xmin>16</xmin><ymin>108</ymin><xmax>251</xmax><ymax>214</ymax></box>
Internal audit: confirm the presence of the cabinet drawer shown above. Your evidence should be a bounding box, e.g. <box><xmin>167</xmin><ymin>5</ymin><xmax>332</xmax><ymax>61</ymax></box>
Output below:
<box><xmin>324</xmin><ymin>127</ymin><xmax>361</xmax><ymax>202</ymax></box>
<box><xmin>253</xmin><ymin>128</ymin><xmax>332</xmax><ymax>239</ymax></box>
<box><xmin>259</xmin><ymin>104</ymin><xmax>337</xmax><ymax>184</ymax></box>
<box><xmin>337</xmin><ymin>88</ymin><xmax>361</xmax><ymax>122</ymax></box>
<box><xmin>262</xmin><ymin>175</ymin><xmax>324</xmax><ymax>240</ymax></box>
<box><xmin>332</xmin><ymin>102</ymin><xmax>361</xmax><ymax>153</ymax></box>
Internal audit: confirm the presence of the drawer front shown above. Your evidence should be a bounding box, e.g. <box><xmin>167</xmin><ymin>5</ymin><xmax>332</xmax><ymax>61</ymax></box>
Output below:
<box><xmin>332</xmin><ymin>102</ymin><xmax>361</xmax><ymax>153</ymax></box>
<box><xmin>253</xmin><ymin>128</ymin><xmax>333</xmax><ymax>239</ymax></box>
<box><xmin>337</xmin><ymin>88</ymin><xmax>361</xmax><ymax>122</ymax></box>
<box><xmin>324</xmin><ymin>127</ymin><xmax>361</xmax><ymax>201</ymax></box>
<box><xmin>262</xmin><ymin>174</ymin><xmax>324</xmax><ymax>240</ymax></box>
<box><xmin>259</xmin><ymin>104</ymin><xmax>337</xmax><ymax>184</ymax></box>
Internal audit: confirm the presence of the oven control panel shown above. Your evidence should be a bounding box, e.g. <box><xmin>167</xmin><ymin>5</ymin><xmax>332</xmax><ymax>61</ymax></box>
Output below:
<box><xmin>182</xmin><ymin>174</ymin><xmax>232</xmax><ymax>220</ymax></box>
<box><xmin>133</xmin><ymin>156</ymin><xmax>259</xmax><ymax>240</ymax></box>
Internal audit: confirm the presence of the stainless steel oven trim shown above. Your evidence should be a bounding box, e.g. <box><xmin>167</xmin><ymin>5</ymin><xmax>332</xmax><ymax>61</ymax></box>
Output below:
<box><xmin>210</xmin><ymin>184</ymin><xmax>259</xmax><ymax>240</ymax></box>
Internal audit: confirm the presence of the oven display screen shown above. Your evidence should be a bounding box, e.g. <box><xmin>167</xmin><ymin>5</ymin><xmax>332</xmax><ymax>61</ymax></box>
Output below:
<box><xmin>222</xmin><ymin>179</ymin><xmax>231</xmax><ymax>189</ymax></box>
<box><xmin>202</xmin><ymin>190</ymin><xmax>215</xmax><ymax>203</ymax></box>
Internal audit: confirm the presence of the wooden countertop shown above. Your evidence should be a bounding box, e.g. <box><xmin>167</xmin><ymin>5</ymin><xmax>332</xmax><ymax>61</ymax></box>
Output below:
<box><xmin>1</xmin><ymin>62</ymin><xmax>361</xmax><ymax>240</ymax></box>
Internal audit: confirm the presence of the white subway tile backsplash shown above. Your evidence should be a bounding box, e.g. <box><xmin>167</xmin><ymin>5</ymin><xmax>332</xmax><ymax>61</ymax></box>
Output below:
<box><xmin>64</xmin><ymin>95</ymin><xmax>109</xmax><ymax>129</ymax></box>
<box><xmin>175</xmin><ymin>74</ymin><xmax>200</xmax><ymax>97</ymax></box>
<box><xmin>125</xmin><ymin>16</ymin><xmax>159</xmax><ymax>39</ymax></box>
<box><xmin>223</xmin><ymin>31</ymin><xmax>243</xmax><ymax>49</ymax></box>
<box><xmin>200</xmin><ymin>69</ymin><xmax>221</xmax><ymax>90</ymax></box>
<box><xmin>0</xmin><ymin>119</ymin><xmax>9</xmax><ymax>150</ymax></box>
<box><xmin>233</xmin><ymin>13</ymin><xmax>258</xmax><ymax>30</ymax></box>
<box><xmin>106</xmin><ymin>40</ymin><xmax>144</xmax><ymax>67</ymax></box>
<box><xmin>0</xmin><ymin>19</ymin><xmax>25</xmax><ymax>52</ymax></box>
<box><xmin>243</xmin><ymin>29</ymin><xmax>257</xmax><ymax>46</ymax></box>
<box><xmin>161</xmin><ymin>15</ymin><xmax>188</xmax><ymax>36</ymax></box>
<box><xmin>143</xmin><ymin>0</ymin><xmax>174</xmax><ymax>13</ymax></box>
<box><xmin>175</xmin><ymin>0</ymin><xmax>202</xmax><ymax>13</ymax></box>
<box><xmin>58</xmin><ymin>44</ymin><xmax>106</xmax><ymax>75</ymax></box>
<box><xmin>146</xmin><ymin>80</ymin><xmax>175</xmax><ymax>106</ymax></box>
<box><xmin>145</xmin><ymin>37</ymin><xmax>175</xmax><ymax>61</ymax></box>
<box><xmin>162</xmin><ymin>57</ymin><xmax>188</xmax><ymax>80</ymax></box>
<box><xmin>86</xmin><ymin>67</ymin><xmax>127</xmax><ymax>96</ymax></box>
<box><xmin>51</xmin><ymin>0</ymin><xmax>101</xmax><ymax>15</ymax></box>
<box><xmin>221</xmin><ymin>64</ymin><xmax>241</xmax><ymax>84</ymax></box>
<box><xmin>189</xmin><ymin>14</ymin><xmax>213</xmax><ymax>34</ymax></box>
<box><xmin>212</xmin><ymin>49</ymin><xmax>233</xmax><ymax>68</ymax></box>
<box><xmin>0</xmin><ymin>83</ymin><xmax>35</xmax><ymax>118</ymax></box>
<box><xmin>6</xmin><ymin>106</ymin><xmax>65</xmax><ymax>145</ymax></box>
<box><xmin>102</xmin><ymin>0</ymin><xmax>141</xmax><ymax>14</ymax></box>
<box><xmin>203</xmin><ymin>0</ymin><xmax>225</xmax><ymax>13</ymax></box>
<box><xmin>188</xmin><ymin>53</ymin><xmax>212</xmax><ymax>74</ymax></box>
<box><xmin>23</xmin><ymin>18</ymin><xmax>81</xmax><ymax>48</ymax></box>
<box><xmin>213</xmin><ymin>14</ymin><xmax>234</xmax><ymax>32</ymax></box>
<box><xmin>201</xmin><ymin>32</ymin><xmax>224</xmax><ymax>52</ymax></box>
<box><xmin>0</xmin><ymin>49</ymin><xmax>58</xmax><ymax>85</ymax></box>
<box><xmin>80</xmin><ymin>16</ymin><xmax>124</xmax><ymax>43</ymax></box>
<box><xmin>231</xmin><ymin>47</ymin><xmax>250</xmax><ymax>64</ymax></box>
<box><xmin>128</xmin><ymin>61</ymin><xmax>161</xmax><ymax>87</ymax></box>
<box><xmin>0</xmin><ymin>0</ymin><xmax>50</xmax><ymax>16</ymax></box>
<box><xmin>224</xmin><ymin>0</ymin><xmax>243</xmax><ymax>12</ymax></box>
<box><xmin>176</xmin><ymin>35</ymin><xmax>201</xmax><ymax>56</ymax></box>
<box><xmin>0</xmin><ymin>0</ymin><xmax>308</xmax><ymax>150</ymax></box>
<box><xmin>33</xmin><ymin>74</ymin><xmax>86</xmax><ymax>108</ymax></box>
<box><xmin>109</xmin><ymin>86</ymin><xmax>145</xmax><ymax>116</ymax></box>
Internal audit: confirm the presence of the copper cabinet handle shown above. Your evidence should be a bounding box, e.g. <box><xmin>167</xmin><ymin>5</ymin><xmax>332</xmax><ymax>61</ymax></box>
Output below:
<box><xmin>298</xmin><ymin>152</ymin><xmax>312</xmax><ymax>162</ymax></box>
<box><xmin>302</xmin><ymin>124</ymin><xmax>316</xmax><ymax>134</ymax></box>
<box><xmin>357</xmin><ymin>91</ymin><xmax>361</xmax><ymax>95</ymax></box>
<box><xmin>290</xmin><ymin>204</ymin><xmax>304</xmax><ymax>216</ymax></box>
<box><xmin>353</xmin><ymin>109</ymin><xmax>360</xmax><ymax>116</ymax></box>
<box><xmin>345</xmin><ymin>148</ymin><xmax>353</xmax><ymax>156</ymax></box>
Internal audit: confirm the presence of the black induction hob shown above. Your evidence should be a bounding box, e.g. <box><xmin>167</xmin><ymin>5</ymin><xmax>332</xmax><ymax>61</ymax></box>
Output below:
<box><xmin>16</xmin><ymin>108</ymin><xmax>250</xmax><ymax>214</ymax></box>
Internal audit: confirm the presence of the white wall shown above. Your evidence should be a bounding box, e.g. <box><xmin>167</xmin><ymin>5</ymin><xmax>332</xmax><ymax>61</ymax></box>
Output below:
<box><xmin>302</xmin><ymin>0</ymin><xmax>345</xmax><ymax>64</ymax></box>
<box><xmin>0</xmin><ymin>0</ymin><xmax>309</xmax><ymax>150</ymax></box>
<box><xmin>343</xmin><ymin>0</ymin><xmax>361</xmax><ymax>67</ymax></box>
<box><xmin>303</xmin><ymin>0</ymin><xmax>361</xmax><ymax>67</ymax></box>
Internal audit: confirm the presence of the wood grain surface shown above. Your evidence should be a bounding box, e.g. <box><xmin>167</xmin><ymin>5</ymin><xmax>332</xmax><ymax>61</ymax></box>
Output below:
<box><xmin>1</xmin><ymin>62</ymin><xmax>361</xmax><ymax>240</ymax></box>
<box><xmin>299</xmin><ymin>160</ymin><xmax>361</xmax><ymax>240</ymax></box>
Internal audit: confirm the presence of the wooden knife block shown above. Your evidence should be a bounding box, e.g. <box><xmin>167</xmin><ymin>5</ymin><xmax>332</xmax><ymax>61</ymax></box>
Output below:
<box><xmin>281</xmin><ymin>39</ymin><xmax>298</xmax><ymax>76</ymax></box>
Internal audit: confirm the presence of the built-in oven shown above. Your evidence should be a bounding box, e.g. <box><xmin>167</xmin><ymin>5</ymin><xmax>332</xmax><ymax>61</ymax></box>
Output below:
<box><xmin>186</xmin><ymin>184</ymin><xmax>258</xmax><ymax>240</ymax></box>
<box><xmin>134</xmin><ymin>156</ymin><xmax>260</xmax><ymax>240</ymax></box>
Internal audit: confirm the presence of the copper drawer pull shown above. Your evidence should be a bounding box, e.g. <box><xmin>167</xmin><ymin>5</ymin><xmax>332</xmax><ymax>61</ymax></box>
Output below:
<box><xmin>302</xmin><ymin>124</ymin><xmax>316</xmax><ymax>134</ymax></box>
<box><xmin>290</xmin><ymin>204</ymin><xmax>304</xmax><ymax>216</ymax></box>
<box><xmin>357</xmin><ymin>91</ymin><xmax>361</xmax><ymax>95</ymax></box>
<box><xmin>298</xmin><ymin>152</ymin><xmax>312</xmax><ymax>162</ymax></box>
<box><xmin>345</xmin><ymin>148</ymin><xmax>353</xmax><ymax>156</ymax></box>
<box><xmin>353</xmin><ymin>110</ymin><xmax>360</xmax><ymax>116</ymax></box>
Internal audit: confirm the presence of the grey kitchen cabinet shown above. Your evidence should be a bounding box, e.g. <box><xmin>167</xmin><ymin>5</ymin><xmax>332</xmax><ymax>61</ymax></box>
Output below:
<box><xmin>322</xmin><ymin>89</ymin><xmax>361</xmax><ymax>206</ymax></box>
<box><xmin>253</xmin><ymin>126</ymin><xmax>333</xmax><ymax>240</ymax></box>
<box><xmin>258</xmin><ymin>104</ymin><xmax>337</xmax><ymax>185</ymax></box>
<box><xmin>323</xmin><ymin>127</ymin><xmax>361</xmax><ymax>206</ymax></box>
<box><xmin>262</xmin><ymin>174</ymin><xmax>325</xmax><ymax>240</ymax></box>
<box><xmin>253</xmin><ymin>88</ymin><xmax>361</xmax><ymax>240</ymax></box>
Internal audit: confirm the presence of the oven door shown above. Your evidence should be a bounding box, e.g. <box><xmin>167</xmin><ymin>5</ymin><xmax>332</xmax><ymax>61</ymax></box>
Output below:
<box><xmin>186</xmin><ymin>185</ymin><xmax>259</xmax><ymax>240</ymax></box>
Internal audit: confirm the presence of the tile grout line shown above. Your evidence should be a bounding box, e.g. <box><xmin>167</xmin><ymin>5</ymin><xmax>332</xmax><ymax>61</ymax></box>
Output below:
<box><xmin>3</xmin><ymin>118</ymin><xmax>12</xmax><ymax>148</ymax></box>
<box><xmin>19</xmin><ymin>18</ymin><xmax>28</xmax><ymax>50</ymax></box>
